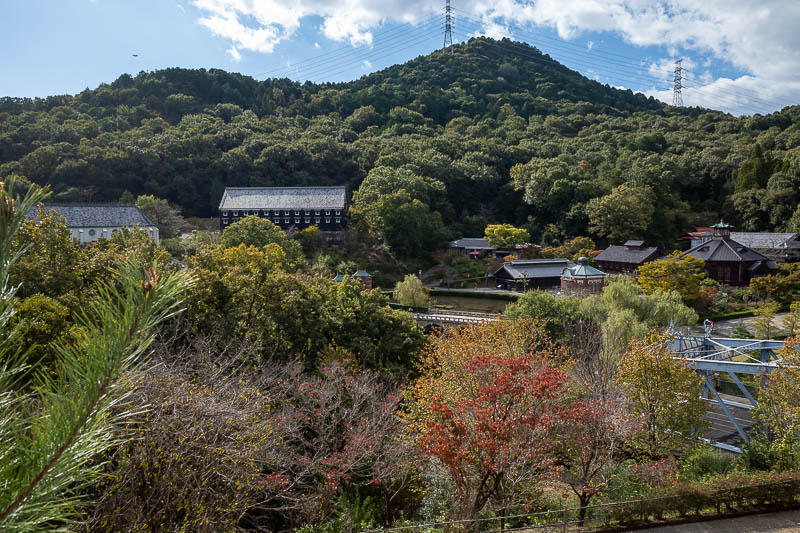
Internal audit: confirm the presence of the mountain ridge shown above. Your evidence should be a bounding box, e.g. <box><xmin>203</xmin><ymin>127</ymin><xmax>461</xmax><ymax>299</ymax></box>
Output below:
<box><xmin>1</xmin><ymin>37</ymin><xmax>798</xmax><ymax>249</ymax></box>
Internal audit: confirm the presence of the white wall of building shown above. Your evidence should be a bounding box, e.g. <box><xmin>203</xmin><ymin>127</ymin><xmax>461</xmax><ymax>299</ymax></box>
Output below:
<box><xmin>71</xmin><ymin>225</ymin><xmax>159</xmax><ymax>244</ymax></box>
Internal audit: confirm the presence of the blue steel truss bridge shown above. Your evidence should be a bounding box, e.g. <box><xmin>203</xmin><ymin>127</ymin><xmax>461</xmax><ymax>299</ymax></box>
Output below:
<box><xmin>668</xmin><ymin>330</ymin><xmax>786</xmax><ymax>453</ymax></box>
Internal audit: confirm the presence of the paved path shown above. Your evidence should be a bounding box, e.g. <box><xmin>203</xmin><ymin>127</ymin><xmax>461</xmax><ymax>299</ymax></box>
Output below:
<box><xmin>688</xmin><ymin>313</ymin><xmax>790</xmax><ymax>337</ymax></box>
<box><xmin>638</xmin><ymin>509</ymin><xmax>800</xmax><ymax>532</ymax></box>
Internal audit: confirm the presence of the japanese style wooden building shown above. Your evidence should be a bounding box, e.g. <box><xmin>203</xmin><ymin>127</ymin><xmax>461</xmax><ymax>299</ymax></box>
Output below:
<box><xmin>683</xmin><ymin>222</ymin><xmax>777</xmax><ymax>285</ymax></box>
<box><xmin>494</xmin><ymin>259</ymin><xmax>574</xmax><ymax>291</ymax></box>
<box><xmin>595</xmin><ymin>240</ymin><xmax>660</xmax><ymax>274</ymax></box>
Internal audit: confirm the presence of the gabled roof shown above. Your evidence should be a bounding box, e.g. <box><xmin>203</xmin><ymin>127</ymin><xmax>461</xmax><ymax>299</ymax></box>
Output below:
<box><xmin>450</xmin><ymin>237</ymin><xmax>493</xmax><ymax>250</ymax></box>
<box><xmin>351</xmin><ymin>270</ymin><xmax>371</xmax><ymax>278</ymax></box>
<box><xmin>684</xmin><ymin>237</ymin><xmax>770</xmax><ymax>263</ymax></box>
<box><xmin>27</xmin><ymin>204</ymin><xmax>156</xmax><ymax>228</ymax></box>
<box><xmin>494</xmin><ymin>259</ymin><xmax>574</xmax><ymax>280</ymax></box>
<box><xmin>596</xmin><ymin>244</ymin><xmax>660</xmax><ymax>264</ymax></box>
<box><xmin>729</xmin><ymin>232</ymin><xmax>800</xmax><ymax>250</ymax></box>
<box><xmin>219</xmin><ymin>186</ymin><xmax>347</xmax><ymax>211</ymax></box>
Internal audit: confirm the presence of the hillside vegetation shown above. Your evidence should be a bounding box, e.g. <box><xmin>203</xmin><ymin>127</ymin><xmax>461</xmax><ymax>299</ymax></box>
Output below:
<box><xmin>1</xmin><ymin>37</ymin><xmax>799</xmax><ymax>251</ymax></box>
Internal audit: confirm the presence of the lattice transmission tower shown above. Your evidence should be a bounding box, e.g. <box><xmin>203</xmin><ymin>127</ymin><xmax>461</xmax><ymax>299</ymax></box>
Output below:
<box><xmin>443</xmin><ymin>0</ymin><xmax>454</xmax><ymax>52</ymax></box>
<box><xmin>672</xmin><ymin>59</ymin><xmax>683</xmax><ymax>107</ymax></box>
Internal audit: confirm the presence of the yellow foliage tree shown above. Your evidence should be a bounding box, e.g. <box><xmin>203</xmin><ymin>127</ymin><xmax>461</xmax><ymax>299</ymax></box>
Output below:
<box><xmin>484</xmin><ymin>223</ymin><xmax>530</xmax><ymax>249</ymax></box>
<box><xmin>393</xmin><ymin>274</ymin><xmax>430</xmax><ymax>308</ymax></box>
<box><xmin>616</xmin><ymin>335</ymin><xmax>706</xmax><ymax>457</ymax></box>
<box><xmin>636</xmin><ymin>252</ymin><xmax>706</xmax><ymax>307</ymax></box>
<box><xmin>752</xmin><ymin>301</ymin><xmax>781</xmax><ymax>339</ymax></box>
<box><xmin>755</xmin><ymin>337</ymin><xmax>800</xmax><ymax>444</ymax></box>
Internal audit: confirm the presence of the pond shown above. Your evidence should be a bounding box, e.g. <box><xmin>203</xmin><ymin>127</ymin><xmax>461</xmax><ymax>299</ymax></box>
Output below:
<box><xmin>430</xmin><ymin>294</ymin><xmax>510</xmax><ymax>314</ymax></box>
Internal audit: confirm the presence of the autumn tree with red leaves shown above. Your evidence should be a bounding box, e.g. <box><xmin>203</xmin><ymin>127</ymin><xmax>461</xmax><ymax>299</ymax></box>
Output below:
<box><xmin>263</xmin><ymin>361</ymin><xmax>416</xmax><ymax>527</ymax></box>
<box><xmin>413</xmin><ymin>346</ymin><xmax>573</xmax><ymax>524</ymax></box>
<box><xmin>555</xmin><ymin>399</ymin><xmax>639</xmax><ymax>524</ymax></box>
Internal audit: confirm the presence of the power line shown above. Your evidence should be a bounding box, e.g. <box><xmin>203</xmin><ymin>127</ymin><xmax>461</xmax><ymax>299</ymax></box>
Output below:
<box><xmin>264</xmin><ymin>17</ymin><xmax>439</xmax><ymax>81</ymax></box>
<box><xmin>308</xmin><ymin>29</ymin><xmax>442</xmax><ymax>83</ymax></box>
<box><xmin>454</xmin><ymin>18</ymin><xmax>672</xmax><ymax>88</ymax></box>
<box><xmin>454</xmin><ymin>15</ymin><xmax>781</xmax><ymax>114</ymax></box>
<box><xmin>453</xmin><ymin>16</ymin><xmax>671</xmax><ymax>87</ymax></box>
<box><xmin>454</xmin><ymin>10</ymin><xmax>787</xmax><ymax>114</ymax></box>
<box><xmin>253</xmin><ymin>14</ymin><xmax>438</xmax><ymax>80</ymax></box>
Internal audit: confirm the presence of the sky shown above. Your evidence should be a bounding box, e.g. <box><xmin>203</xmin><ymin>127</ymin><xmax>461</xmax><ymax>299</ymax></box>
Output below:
<box><xmin>2</xmin><ymin>0</ymin><xmax>799</xmax><ymax>116</ymax></box>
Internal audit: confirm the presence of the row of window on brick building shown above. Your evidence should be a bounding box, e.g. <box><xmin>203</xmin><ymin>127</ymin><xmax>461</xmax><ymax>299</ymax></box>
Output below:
<box><xmin>221</xmin><ymin>209</ymin><xmax>341</xmax><ymax>225</ymax></box>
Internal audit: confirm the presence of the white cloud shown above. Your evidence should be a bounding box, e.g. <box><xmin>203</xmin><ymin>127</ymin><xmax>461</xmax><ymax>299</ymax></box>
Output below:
<box><xmin>362</xmin><ymin>60</ymin><xmax>372</xmax><ymax>69</ymax></box>
<box><xmin>227</xmin><ymin>45</ymin><xmax>242</xmax><ymax>62</ymax></box>
<box><xmin>314</xmin><ymin>41</ymin><xmax>321</xmax><ymax>49</ymax></box>
<box><xmin>176</xmin><ymin>3</ymin><xmax>185</xmax><ymax>12</ymax></box>
<box><xmin>586</xmin><ymin>40</ymin><xmax>593</xmax><ymax>51</ymax></box>
<box><xmin>190</xmin><ymin>0</ymin><xmax>800</xmax><ymax>114</ymax></box>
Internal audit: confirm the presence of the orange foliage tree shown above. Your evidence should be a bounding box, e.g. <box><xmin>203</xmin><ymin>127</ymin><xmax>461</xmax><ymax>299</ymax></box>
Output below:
<box><xmin>404</xmin><ymin>320</ymin><xmax>573</xmax><ymax>522</ymax></box>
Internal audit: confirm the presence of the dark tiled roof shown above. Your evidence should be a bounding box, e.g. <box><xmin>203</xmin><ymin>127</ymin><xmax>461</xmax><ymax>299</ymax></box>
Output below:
<box><xmin>351</xmin><ymin>270</ymin><xmax>371</xmax><ymax>278</ymax></box>
<box><xmin>624</xmin><ymin>240</ymin><xmax>645</xmax><ymax>247</ymax></box>
<box><xmin>729</xmin><ymin>232</ymin><xmax>800</xmax><ymax>250</ymax></box>
<box><xmin>450</xmin><ymin>237</ymin><xmax>493</xmax><ymax>250</ymax></box>
<box><xmin>684</xmin><ymin>237</ymin><xmax>769</xmax><ymax>262</ymax></box>
<box><xmin>596</xmin><ymin>245</ymin><xmax>659</xmax><ymax>264</ymax></box>
<box><xmin>494</xmin><ymin>259</ymin><xmax>574</xmax><ymax>280</ymax></box>
<box><xmin>27</xmin><ymin>204</ymin><xmax>156</xmax><ymax>228</ymax></box>
<box><xmin>219</xmin><ymin>187</ymin><xmax>346</xmax><ymax>211</ymax></box>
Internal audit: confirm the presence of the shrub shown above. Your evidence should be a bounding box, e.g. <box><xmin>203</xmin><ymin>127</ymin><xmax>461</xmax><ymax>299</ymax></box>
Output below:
<box><xmin>679</xmin><ymin>444</ymin><xmax>734</xmax><ymax>481</ymax></box>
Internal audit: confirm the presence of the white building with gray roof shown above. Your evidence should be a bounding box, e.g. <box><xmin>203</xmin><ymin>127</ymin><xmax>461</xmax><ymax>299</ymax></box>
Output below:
<box><xmin>26</xmin><ymin>204</ymin><xmax>159</xmax><ymax>244</ymax></box>
<box><xmin>218</xmin><ymin>186</ymin><xmax>347</xmax><ymax>234</ymax></box>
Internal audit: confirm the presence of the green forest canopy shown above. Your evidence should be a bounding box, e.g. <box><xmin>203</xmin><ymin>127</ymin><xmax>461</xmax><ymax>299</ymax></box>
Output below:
<box><xmin>2</xmin><ymin>37</ymin><xmax>799</xmax><ymax>250</ymax></box>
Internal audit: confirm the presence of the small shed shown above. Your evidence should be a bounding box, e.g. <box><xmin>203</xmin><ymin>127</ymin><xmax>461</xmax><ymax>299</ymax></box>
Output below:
<box><xmin>332</xmin><ymin>274</ymin><xmax>346</xmax><ymax>282</ymax></box>
<box><xmin>561</xmin><ymin>257</ymin><xmax>606</xmax><ymax>295</ymax></box>
<box><xmin>494</xmin><ymin>259</ymin><xmax>574</xmax><ymax>292</ymax></box>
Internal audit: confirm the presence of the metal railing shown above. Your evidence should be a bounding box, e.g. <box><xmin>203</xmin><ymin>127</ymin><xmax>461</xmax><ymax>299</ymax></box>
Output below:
<box><xmin>363</xmin><ymin>478</ymin><xmax>800</xmax><ymax>533</ymax></box>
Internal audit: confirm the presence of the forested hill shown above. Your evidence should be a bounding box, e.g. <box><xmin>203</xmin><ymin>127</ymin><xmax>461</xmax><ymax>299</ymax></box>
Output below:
<box><xmin>1</xmin><ymin>37</ymin><xmax>799</xmax><ymax>250</ymax></box>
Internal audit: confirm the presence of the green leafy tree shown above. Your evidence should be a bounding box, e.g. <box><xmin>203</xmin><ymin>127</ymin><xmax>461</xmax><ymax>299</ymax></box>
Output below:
<box><xmin>0</xmin><ymin>178</ymin><xmax>192</xmax><ymax>531</ymax></box>
<box><xmin>782</xmin><ymin>301</ymin><xmax>800</xmax><ymax>336</ymax></box>
<box><xmin>293</xmin><ymin>225</ymin><xmax>324</xmax><ymax>257</ymax></box>
<box><xmin>754</xmin><ymin>337</ymin><xmax>800</xmax><ymax>445</ymax></box>
<box><xmin>752</xmin><ymin>301</ymin><xmax>781</xmax><ymax>339</ymax></box>
<box><xmin>735</xmin><ymin>143</ymin><xmax>772</xmax><ymax>193</ymax></box>
<box><xmin>504</xmin><ymin>289</ymin><xmax>580</xmax><ymax>339</ymax></box>
<box><xmin>10</xmin><ymin>206</ymin><xmax>86</xmax><ymax>301</ymax></box>
<box><xmin>587</xmin><ymin>184</ymin><xmax>655</xmax><ymax>243</ymax></box>
<box><xmin>10</xmin><ymin>295</ymin><xmax>79</xmax><ymax>371</ymax></box>
<box><xmin>616</xmin><ymin>335</ymin><xmax>706</xmax><ymax>457</ymax></box>
<box><xmin>637</xmin><ymin>252</ymin><xmax>706</xmax><ymax>307</ymax></box>
<box><xmin>221</xmin><ymin>216</ymin><xmax>304</xmax><ymax>267</ymax></box>
<box><xmin>394</xmin><ymin>274</ymin><xmax>430</xmax><ymax>308</ymax></box>
<box><xmin>580</xmin><ymin>276</ymin><xmax>698</xmax><ymax>355</ymax></box>
<box><xmin>372</xmin><ymin>191</ymin><xmax>449</xmax><ymax>262</ymax></box>
<box><xmin>484</xmin><ymin>223</ymin><xmax>530</xmax><ymax>249</ymax></box>
<box><xmin>134</xmin><ymin>194</ymin><xmax>187</xmax><ymax>239</ymax></box>
<box><xmin>185</xmin><ymin>244</ymin><xmax>425</xmax><ymax>371</ymax></box>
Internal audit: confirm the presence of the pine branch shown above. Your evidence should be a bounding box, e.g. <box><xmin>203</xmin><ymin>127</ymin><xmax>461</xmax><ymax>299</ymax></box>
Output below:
<box><xmin>0</xmin><ymin>178</ymin><xmax>193</xmax><ymax>532</ymax></box>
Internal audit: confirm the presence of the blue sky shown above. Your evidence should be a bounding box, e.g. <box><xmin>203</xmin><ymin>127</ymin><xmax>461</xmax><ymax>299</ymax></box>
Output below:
<box><xmin>2</xmin><ymin>0</ymin><xmax>798</xmax><ymax>116</ymax></box>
